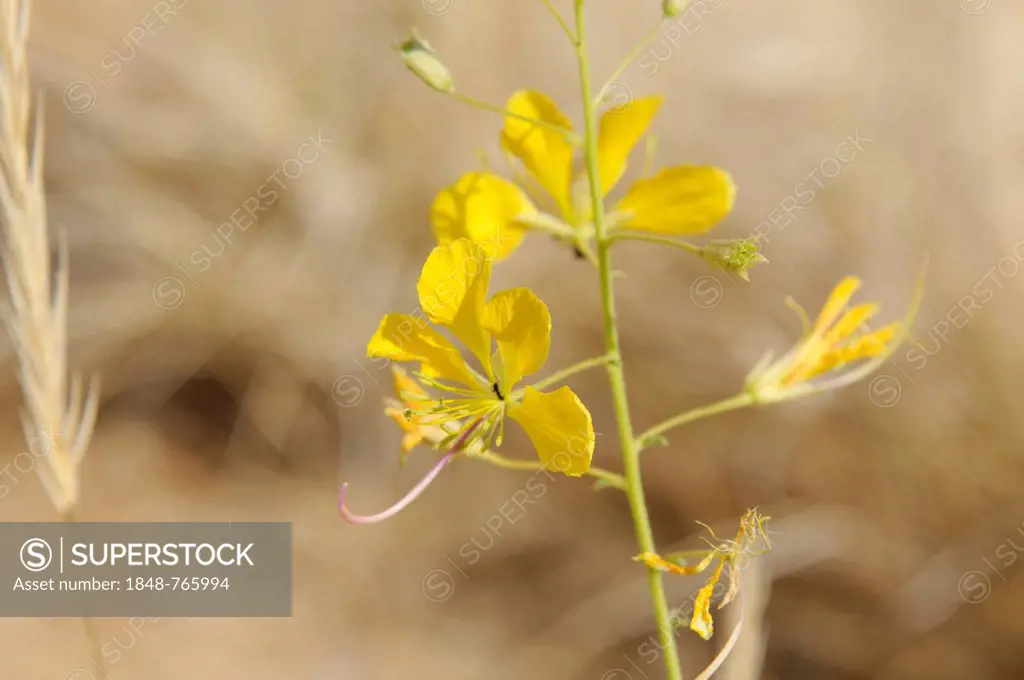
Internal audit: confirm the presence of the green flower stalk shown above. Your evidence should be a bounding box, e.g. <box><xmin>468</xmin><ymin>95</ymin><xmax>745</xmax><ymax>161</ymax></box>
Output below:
<box><xmin>572</xmin><ymin>2</ymin><xmax>685</xmax><ymax>677</ymax></box>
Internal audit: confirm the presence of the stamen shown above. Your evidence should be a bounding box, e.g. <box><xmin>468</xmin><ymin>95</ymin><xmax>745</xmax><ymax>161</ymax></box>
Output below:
<box><xmin>494</xmin><ymin>406</ymin><xmax>506</xmax><ymax>447</ymax></box>
<box><xmin>477</xmin><ymin>408</ymin><xmax>502</xmax><ymax>452</ymax></box>
<box><xmin>339</xmin><ymin>419</ymin><xmax>482</xmax><ymax>524</ymax></box>
<box><xmin>423</xmin><ymin>401</ymin><xmax>497</xmax><ymax>432</ymax></box>
<box><xmin>412</xmin><ymin>374</ymin><xmax>482</xmax><ymax>398</ymax></box>
<box><xmin>414</xmin><ymin>368</ymin><xmax>489</xmax><ymax>394</ymax></box>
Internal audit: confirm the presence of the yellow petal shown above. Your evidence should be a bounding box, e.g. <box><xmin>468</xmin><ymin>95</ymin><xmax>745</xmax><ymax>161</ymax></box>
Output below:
<box><xmin>846</xmin><ymin>322</ymin><xmax>898</xmax><ymax>355</ymax></box>
<box><xmin>635</xmin><ymin>551</ymin><xmax>717</xmax><ymax>575</ymax></box>
<box><xmin>401</xmin><ymin>431</ymin><xmax>424</xmax><ymax>453</ymax></box>
<box><xmin>500</xmin><ymin>90</ymin><xmax>575</xmax><ymax>219</ymax></box>
<box><xmin>386</xmin><ymin>407</ymin><xmax>425</xmax><ymax>453</ymax></box>
<box><xmin>820</xmin><ymin>303</ymin><xmax>878</xmax><ymax>348</ymax></box>
<box><xmin>385</xmin><ymin>404</ymin><xmax>426</xmax><ymax>460</ymax></box>
<box><xmin>431</xmin><ymin>172</ymin><xmax>535</xmax><ymax>261</ymax></box>
<box><xmin>808</xmin><ymin>322</ymin><xmax>898</xmax><ymax>378</ymax></box>
<box><xmin>385</xmin><ymin>406</ymin><xmax>416</xmax><ymax>434</ymax></box>
<box><xmin>691</xmin><ymin>587</ymin><xmax>715</xmax><ymax>640</ymax></box>
<box><xmin>808</xmin><ymin>276</ymin><xmax>862</xmax><ymax>337</ymax></box>
<box><xmin>613</xmin><ymin>166</ymin><xmax>735</xmax><ymax>234</ymax></box>
<box><xmin>390</xmin><ymin>365</ymin><xmax>429</xmax><ymax>403</ymax></box>
<box><xmin>417</xmin><ymin>239</ymin><xmax>494</xmax><ymax>377</ymax></box>
<box><xmin>786</xmin><ymin>302</ymin><xmax>879</xmax><ymax>383</ymax></box>
<box><xmin>597</xmin><ymin>96</ymin><xmax>662</xmax><ymax>196</ymax></box>
<box><xmin>483</xmin><ymin>288</ymin><xmax>551</xmax><ymax>389</ymax></box>
<box><xmin>691</xmin><ymin>559</ymin><xmax>727</xmax><ymax>640</ymax></box>
<box><xmin>508</xmin><ymin>386</ymin><xmax>594</xmax><ymax>476</ymax></box>
<box><xmin>367</xmin><ymin>313</ymin><xmax>480</xmax><ymax>390</ymax></box>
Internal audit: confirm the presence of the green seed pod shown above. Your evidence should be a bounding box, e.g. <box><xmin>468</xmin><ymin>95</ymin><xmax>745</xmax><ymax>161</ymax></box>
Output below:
<box><xmin>398</xmin><ymin>30</ymin><xmax>454</xmax><ymax>94</ymax></box>
<box><xmin>662</xmin><ymin>0</ymin><xmax>688</xmax><ymax>18</ymax></box>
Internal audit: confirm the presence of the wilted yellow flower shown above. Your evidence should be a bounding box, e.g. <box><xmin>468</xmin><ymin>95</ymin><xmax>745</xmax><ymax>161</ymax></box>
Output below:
<box><xmin>745</xmin><ymin>276</ymin><xmax>910</xmax><ymax>403</ymax></box>
<box><xmin>431</xmin><ymin>90</ymin><xmax>735</xmax><ymax>260</ymax></box>
<box><xmin>367</xmin><ymin>238</ymin><xmax>596</xmax><ymax>476</ymax></box>
<box><xmin>636</xmin><ymin>509</ymin><xmax>771</xmax><ymax>640</ymax></box>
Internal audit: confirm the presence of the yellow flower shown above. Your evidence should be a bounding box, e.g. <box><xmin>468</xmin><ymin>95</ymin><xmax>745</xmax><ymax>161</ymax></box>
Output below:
<box><xmin>367</xmin><ymin>238</ymin><xmax>595</xmax><ymax>476</ymax></box>
<box><xmin>745</xmin><ymin>276</ymin><xmax>909</xmax><ymax>404</ymax></box>
<box><xmin>636</xmin><ymin>509</ymin><xmax>771</xmax><ymax>640</ymax></box>
<box><xmin>431</xmin><ymin>90</ymin><xmax>735</xmax><ymax>260</ymax></box>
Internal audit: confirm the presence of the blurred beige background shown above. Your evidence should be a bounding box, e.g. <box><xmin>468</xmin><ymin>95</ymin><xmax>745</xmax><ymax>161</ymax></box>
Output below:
<box><xmin>2</xmin><ymin>0</ymin><xmax>1024</xmax><ymax>677</ymax></box>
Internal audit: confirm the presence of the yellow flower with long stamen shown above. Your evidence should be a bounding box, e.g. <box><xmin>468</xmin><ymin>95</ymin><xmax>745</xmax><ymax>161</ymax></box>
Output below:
<box><xmin>367</xmin><ymin>238</ymin><xmax>596</xmax><ymax>476</ymax></box>
<box><xmin>636</xmin><ymin>509</ymin><xmax>772</xmax><ymax>640</ymax></box>
<box><xmin>745</xmin><ymin>276</ymin><xmax>914</xmax><ymax>404</ymax></box>
<box><xmin>431</xmin><ymin>90</ymin><xmax>735</xmax><ymax>260</ymax></box>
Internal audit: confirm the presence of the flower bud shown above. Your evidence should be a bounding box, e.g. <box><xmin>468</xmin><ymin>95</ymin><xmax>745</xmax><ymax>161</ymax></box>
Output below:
<box><xmin>662</xmin><ymin>0</ymin><xmax>688</xmax><ymax>18</ymax></box>
<box><xmin>699</xmin><ymin>238</ymin><xmax>768</xmax><ymax>281</ymax></box>
<box><xmin>398</xmin><ymin>30</ymin><xmax>454</xmax><ymax>94</ymax></box>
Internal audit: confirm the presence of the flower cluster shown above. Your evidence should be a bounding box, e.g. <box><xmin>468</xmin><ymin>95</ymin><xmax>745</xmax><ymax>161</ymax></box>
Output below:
<box><xmin>367</xmin><ymin>238</ymin><xmax>595</xmax><ymax>476</ymax></box>
<box><xmin>431</xmin><ymin>90</ymin><xmax>736</xmax><ymax>262</ymax></box>
<box><xmin>345</xmin><ymin>7</ymin><xmax>921</xmax><ymax>668</ymax></box>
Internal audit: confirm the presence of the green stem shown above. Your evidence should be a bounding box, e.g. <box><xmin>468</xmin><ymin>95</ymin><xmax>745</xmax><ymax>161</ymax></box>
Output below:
<box><xmin>573</xmin><ymin>3</ymin><xmax>683</xmax><ymax>679</ymax></box>
<box><xmin>470</xmin><ymin>450</ymin><xmax>627</xmax><ymax>491</ymax></box>
<box><xmin>636</xmin><ymin>392</ymin><xmax>755</xmax><ymax>451</ymax></box>
<box><xmin>539</xmin><ymin>0</ymin><xmax>577</xmax><ymax>44</ymax></box>
<box><xmin>594</xmin><ymin>20</ymin><xmax>665</xmax><ymax>107</ymax></box>
<box><xmin>530</xmin><ymin>353</ymin><xmax>613</xmax><ymax>391</ymax></box>
<box><xmin>606</xmin><ymin>230</ymin><xmax>704</xmax><ymax>255</ymax></box>
<box><xmin>448</xmin><ymin>92</ymin><xmax>582</xmax><ymax>145</ymax></box>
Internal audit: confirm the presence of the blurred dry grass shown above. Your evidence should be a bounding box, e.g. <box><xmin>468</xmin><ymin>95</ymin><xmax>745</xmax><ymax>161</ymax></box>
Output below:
<box><xmin>2</xmin><ymin>0</ymin><xmax>1024</xmax><ymax>677</ymax></box>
